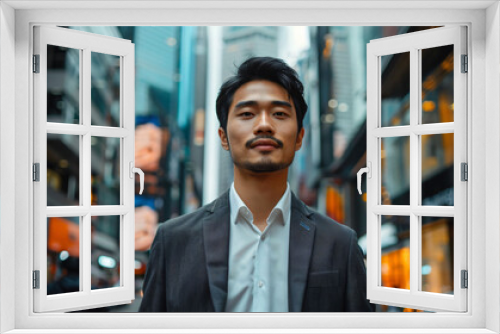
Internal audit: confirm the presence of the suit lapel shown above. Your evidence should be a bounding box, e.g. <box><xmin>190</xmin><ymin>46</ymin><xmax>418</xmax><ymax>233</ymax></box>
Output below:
<box><xmin>288</xmin><ymin>193</ymin><xmax>316</xmax><ymax>312</ymax></box>
<box><xmin>202</xmin><ymin>190</ymin><xmax>230</xmax><ymax>312</ymax></box>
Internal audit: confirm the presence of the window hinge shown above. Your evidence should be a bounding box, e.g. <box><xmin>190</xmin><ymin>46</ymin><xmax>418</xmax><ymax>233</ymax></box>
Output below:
<box><xmin>461</xmin><ymin>270</ymin><xmax>468</xmax><ymax>289</ymax></box>
<box><xmin>461</xmin><ymin>54</ymin><xmax>468</xmax><ymax>73</ymax></box>
<box><xmin>33</xmin><ymin>54</ymin><xmax>40</xmax><ymax>73</ymax></box>
<box><xmin>33</xmin><ymin>270</ymin><xmax>40</xmax><ymax>289</ymax></box>
<box><xmin>461</xmin><ymin>162</ymin><xmax>468</xmax><ymax>181</ymax></box>
<box><xmin>33</xmin><ymin>163</ymin><xmax>40</xmax><ymax>182</ymax></box>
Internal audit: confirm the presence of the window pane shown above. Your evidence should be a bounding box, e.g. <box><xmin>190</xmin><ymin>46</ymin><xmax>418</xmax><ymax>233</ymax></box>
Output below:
<box><xmin>91</xmin><ymin>52</ymin><xmax>120</xmax><ymax>127</ymax></box>
<box><xmin>381</xmin><ymin>137</ymin><xmax>410</xmax><ymax>205</ymax></box>
<box><xmin>47</xmin><ymin>217</ymin><xmax>80</xmax><ymax>295</ymax></box>
<box><xmin>421</xmin><ymin>216</ymin><xmax>454</xmax><ymax>294</ymax></box>
<box><xmin>47</xmin><ymin>45</ymin><xmax>80</xmax><ymax>124</ymax></box>
<box><xmin>47</xmin><ymin>133</ymin><xmax>80</xmax><ymax>206</ymax></box>
<box><xmin>421</xmin><ymin>45</ymin><xmax>454</xmax><ymax>124</ymax></box>
<box><xmin>91</xmin><ymin>136</ymin><xmax>121</xmax><ymax>205</ymax></box>
<box><xmin>421</xmin><ymin>134</ymin><xmax>454</xmax><ymax>206</ymax></box>
<box><xmin>381</xmin><ymin>52</ymin><xmax>410</xmax><ymax>127</ymax></box>
<box><xmin>91</xmin><ymin>215</ymin><xmax>120</xmax><ymax>290</ymax></box>
<box><xmin>381</xmin><ymin>215</ymin><xmax>410</xmax><ymax>290</ymax></box>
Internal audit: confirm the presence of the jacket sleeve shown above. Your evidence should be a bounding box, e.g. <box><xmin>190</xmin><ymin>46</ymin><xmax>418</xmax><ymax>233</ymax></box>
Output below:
<box><xmin>139</xmin><ymin>225</ymin><xmax>167</xmax><ymax>312</ymax></box>
<box><xmin>345</xmin><ymin>229</ymin><xmax>375</xmax><ymax>312</ymax></box>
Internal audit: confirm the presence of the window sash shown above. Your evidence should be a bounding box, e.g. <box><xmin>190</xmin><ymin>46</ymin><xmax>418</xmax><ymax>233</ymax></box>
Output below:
<box><xmin>32</xmin><ymin>25</ymin><xmax>136</xmax><ymax>313</ymax></box>
<box><xmin>366</xmin><ymin>26</ymin><xmax>467</xmax><ymax>312</ymax></box>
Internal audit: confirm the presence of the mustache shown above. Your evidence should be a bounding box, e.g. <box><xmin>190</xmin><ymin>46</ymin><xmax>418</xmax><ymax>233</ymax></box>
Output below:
<box><xmin>245</xmin><ymin>135</ymin><xmax>283</xmax><ymax>149</ymax></box>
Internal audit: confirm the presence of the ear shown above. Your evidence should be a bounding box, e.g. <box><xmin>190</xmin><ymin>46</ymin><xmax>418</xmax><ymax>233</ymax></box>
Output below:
<box><xmin>218</xmin><ymin>127</ymin><xmax>230</xmax><ymax>151</ymax></box>
<box><xmin>295</xmin><ymin>127</ymin><xmax>305</xmax><ymax>151</ymax></box>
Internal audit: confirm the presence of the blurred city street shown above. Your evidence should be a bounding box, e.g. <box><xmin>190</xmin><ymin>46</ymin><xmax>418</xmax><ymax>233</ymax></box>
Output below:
<box><xmin>45</xmin><ymin>26</ymin><xmax>454</xmax><ymax>312</ymax></box>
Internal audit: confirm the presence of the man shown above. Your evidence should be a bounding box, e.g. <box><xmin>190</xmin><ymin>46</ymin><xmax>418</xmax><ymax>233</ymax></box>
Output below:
<box><xmin>139</xmin><ymin>57</ymin><xmax>373</xmax><ymax>312</ymax></box>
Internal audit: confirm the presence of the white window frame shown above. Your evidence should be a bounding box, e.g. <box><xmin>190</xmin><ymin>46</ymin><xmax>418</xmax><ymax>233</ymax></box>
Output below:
<box><xmin>0</xmin><ymin>1</ymin><xmax>498</xmax><ymax>333</ymax></box>
<box><xmin>33</xmin><ymin>25</ymin><xmax>136</xmax><ymax>313</ymax></box>
<box><xmin>366</xmin><ymin>26</ymin><xmax>468</xmax><ymax>312</ymax></box>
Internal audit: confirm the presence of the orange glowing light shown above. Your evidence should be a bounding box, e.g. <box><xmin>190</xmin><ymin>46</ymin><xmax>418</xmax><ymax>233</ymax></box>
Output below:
<box><xmin>422</xmin><ymin>100</ymin><xmax>436</xmax><ymax>112</ymax></box>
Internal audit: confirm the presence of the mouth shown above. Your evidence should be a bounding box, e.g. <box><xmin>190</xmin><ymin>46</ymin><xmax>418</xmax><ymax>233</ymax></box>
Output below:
<box><xmin>249</xmin><ymin>138</ymin><xmax>281</xmax><ymax>152</ymax></box>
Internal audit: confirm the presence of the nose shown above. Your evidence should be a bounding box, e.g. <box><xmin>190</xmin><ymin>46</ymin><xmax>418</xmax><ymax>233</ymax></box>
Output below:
<box><xmin>254</xmin><ymin>112</ymin><xmax>274</xmax><ymax>135</ymax></box>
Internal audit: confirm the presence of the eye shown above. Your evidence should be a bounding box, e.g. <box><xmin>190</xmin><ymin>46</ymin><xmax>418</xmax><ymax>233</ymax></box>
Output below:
<box><xmin>239</xmin><ymin>111</ymin><xmax>254</xmax><ymax>118</ymax></box>
<box><xmin>274</xmin><ymin>111</ymin><xmax>288</xmax><ymax>118</ymax></box>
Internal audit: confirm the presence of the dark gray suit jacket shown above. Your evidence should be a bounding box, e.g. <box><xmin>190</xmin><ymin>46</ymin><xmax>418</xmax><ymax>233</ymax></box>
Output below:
<box><xmin>139</xmin><ymin>190</ymin><xmax>373</xmax><ymax>312</ymax></box>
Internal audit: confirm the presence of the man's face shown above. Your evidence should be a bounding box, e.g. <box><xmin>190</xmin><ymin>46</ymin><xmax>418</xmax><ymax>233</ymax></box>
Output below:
<box><xmin>219</xmin><ymin>80</ymin><xmax>305</xmax><ymax>174</ymax></box>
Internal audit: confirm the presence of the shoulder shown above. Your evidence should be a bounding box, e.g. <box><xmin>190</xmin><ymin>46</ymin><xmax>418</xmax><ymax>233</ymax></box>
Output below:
<box><xmin>293</xmin><ymin>197</ymin><xmax>356</xmax><ymax>240</ymax></box>
<box><xmin>156</xmin><ymin>201</ymin><xmax>212</xmax><ymax>235</ymax></box>
<box><xmin>155</xmin><ymin>193</ymin><xmax>227</xmax><ymax>238</ymax></box>
<box><xmin>303</xmin><ymin>206</ymin><xmax>361</xmax><ymax>258</ymax></box>
<box><xmin>150</xmin><ymin>205</ymin><xmax>208</xmax><ymax>253</ymax></box>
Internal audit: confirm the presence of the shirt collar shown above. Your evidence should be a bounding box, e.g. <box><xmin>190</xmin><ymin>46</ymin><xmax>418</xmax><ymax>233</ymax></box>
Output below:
<box><xmin>229</xmin><ymin>182</ymin><xmax>291</xmax><ymax>227</ymax></box>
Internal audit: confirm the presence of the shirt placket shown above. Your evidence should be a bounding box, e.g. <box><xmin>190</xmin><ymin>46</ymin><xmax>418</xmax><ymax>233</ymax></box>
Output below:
<box><xmin>251</xmin><ymin>212</ymin><xmax>276</xmax><ymax>312</ymax></box>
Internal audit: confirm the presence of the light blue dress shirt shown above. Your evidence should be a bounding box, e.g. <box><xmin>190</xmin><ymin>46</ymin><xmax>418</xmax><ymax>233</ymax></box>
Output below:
<box><xmin>225</xmin><ymin>182</ymin><xmax>291</xmax><ymax>312</ymax></box>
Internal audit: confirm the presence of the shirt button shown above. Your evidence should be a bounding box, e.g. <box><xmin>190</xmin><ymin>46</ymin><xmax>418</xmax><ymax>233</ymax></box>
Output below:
<box><xmin>258</xmin><ymin>281</ymin><xmax>264</xmax><ymax>288</ymax></box>
<box><xmin>261</xmin><ymin>234</ymin><xmax>265</xmax><ymax>240</ymax></box>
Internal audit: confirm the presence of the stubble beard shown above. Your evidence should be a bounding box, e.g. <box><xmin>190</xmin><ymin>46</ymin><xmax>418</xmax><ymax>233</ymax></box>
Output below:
<box><xmin>232</xmin><ymin>153</ymin><xmax>293</xmax><ymax>173</ymax></box>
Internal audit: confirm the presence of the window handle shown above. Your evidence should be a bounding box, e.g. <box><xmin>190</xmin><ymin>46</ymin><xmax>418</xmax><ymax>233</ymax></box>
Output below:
<box><xmin>129</xmin><ymin>162</ymin><xmax>144</xmax><ymax>195</ymax></box>
<box><xmin>357</xmin><ymin>162</ymin><xmax>371</xmax><ymax>195</ymax></box>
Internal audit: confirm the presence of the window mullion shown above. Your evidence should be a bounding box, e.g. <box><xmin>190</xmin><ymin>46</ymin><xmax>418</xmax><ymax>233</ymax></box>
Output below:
<box><xmin>365</xmin><ymin>46</ymin><xmax>379</xmax><ymax>298</ymax></box>
<box><xmin>45</xmin><ymin>205</ymin><xmax>128</xmax><ymax>217</ymax></box>
<box><xmin>90</xmin><ymin>126</ymin><xmax>128</xmax><ymax>138</ymax></box>
<box><xmin>454</xmin><ymin>26</ymin><xmax>468</xmax><ymax>312</ymax></box>
<box><xmin>372</xmin><ymin>205</ymin><xmax>455</xmax><ymax>217</ymax></box>
<box><xmin>78</xmin><ymin>48</ymin><xmax>84</xmax><ymax>293</ymax></box>
<box><xmin>372</xmin><ymin>126</ymin><xmax>411</xmax><ymax>137</ymax></box>
<box><xmin>82</xmin><ymin>47</ymin><xmax>90</xmax><ymax>206</ymax></box>
<box><xmin>409</xmin><ymin>47</ymin><xmax>420</xmax><ymax>296</ymax></box>
<box><xmin>123</xmin><ymin>49</ymin><xmax>135</xmax><ymax>294</ymax></box>
<box><xmin>82</xmin><ymin>214</ymin><xmax>91</xmax><ymax>293</ymax></box>
<box><xmin>82</xmin><ymin>47</ymin><xmax>91</xmax><ymax>294</ymax></box>
<box><xmin>33</xmin><ymin>27</ymin><xmax>49</xmax><ymax>308</ymax></box>
<box><xmin>120</xmin><ymin>54</ymin><xmax>125</xmax><ymax>289</ymax></box>
<box><xmin>90</xmin><ymin>205</ymin><xmax>129</xmax><ymax>216</ymax></box>
<box><xmin>413</xmin><ymin>123</ymin><xmax>454</xmax><ymax>135</ymax></box>
<box><xmin>372</xmin><ymin>205</ymin><xmax>411</xmax><ymax>215</ymax></box>
<box><xmin>47</xmin><ymin>123</ymin><xmax>87</xmax><ymax>135</ymax></box>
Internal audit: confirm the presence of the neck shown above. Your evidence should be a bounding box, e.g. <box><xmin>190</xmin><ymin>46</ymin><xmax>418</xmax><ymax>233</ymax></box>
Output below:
<box><xmin>233</xmin><ymin>166</ymin><xmax>288</xmax><ymax>224</ymax></box>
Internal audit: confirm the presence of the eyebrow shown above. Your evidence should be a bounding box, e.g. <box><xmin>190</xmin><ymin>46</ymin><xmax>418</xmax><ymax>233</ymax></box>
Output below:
<box><xmin>234</xmin><ymin>100</ymin><xmax>292</xmax><ymax>109</ymax></box>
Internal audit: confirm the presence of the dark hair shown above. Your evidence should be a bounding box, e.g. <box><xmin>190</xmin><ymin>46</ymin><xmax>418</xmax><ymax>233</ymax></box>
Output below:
<box><xmin>216</xmin><ymin>57</ymin><xmax>308</xmax><ymax>133</ymax></box>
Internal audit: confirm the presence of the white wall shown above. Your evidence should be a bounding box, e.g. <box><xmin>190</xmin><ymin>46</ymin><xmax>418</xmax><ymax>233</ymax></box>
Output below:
<box><xmin>485</xmin><ymin>2</ymin><xmax>500</xmax><ymax>333</ymax></box>
<box><xmin>0</xmin><ymin>2</ymin><xmax>16</xmax><ymax>333</ymax></box>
